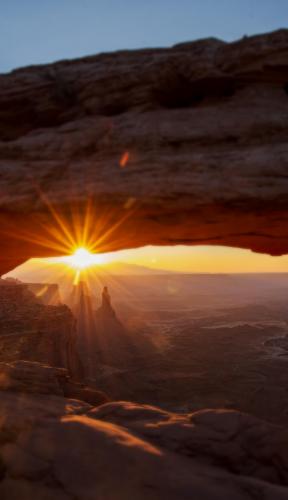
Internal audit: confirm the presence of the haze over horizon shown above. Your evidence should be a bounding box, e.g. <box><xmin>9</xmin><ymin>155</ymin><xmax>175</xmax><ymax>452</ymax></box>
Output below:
<box><xmin>5</xmin><ymin>245</ymin><xmax>288</xmax><ymax>282</ymax></box>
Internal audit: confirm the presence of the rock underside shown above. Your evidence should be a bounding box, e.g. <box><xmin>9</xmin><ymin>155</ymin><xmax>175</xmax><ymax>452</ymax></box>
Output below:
<box><xmin>1</xmin><ymin>29</ymin><xmax>288</xmax><ymax>274</ymax></box>
<box><xmin>1</xmin><ymin>29</ymin><xmax>288</xmax><ymax>499</ymax></box>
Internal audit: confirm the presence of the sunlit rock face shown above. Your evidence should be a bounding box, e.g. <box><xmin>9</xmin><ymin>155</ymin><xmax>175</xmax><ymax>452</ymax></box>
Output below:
<box><xmin>1</xmin><ymin>373</ymin><xmax>288</xmax><ymax>500</ymax></box>
<box><xmin>0</xmin><ymin>279</ymin><xmax>83</xmax><ymax>379</ymax></box>
<box><xmin>1</xmin><ymin>29</ymin><xmax>288</xmax><ymax>275</ymax></box>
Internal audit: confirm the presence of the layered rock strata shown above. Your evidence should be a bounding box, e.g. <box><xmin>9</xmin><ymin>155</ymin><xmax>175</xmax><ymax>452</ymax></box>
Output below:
<box><xmin>0</xmin><ymin>363</ymin><xmax>288</xmax><ymax>500</ymax></box>
<box><xmin>0</xmin><ymin>280</ymin><xmax>83</xmax><ymax>379</ymax></box>
<box><xmin>1</xmin><ymin>29</ymin><xmax>288</xmax><ymax>274</ymax></box>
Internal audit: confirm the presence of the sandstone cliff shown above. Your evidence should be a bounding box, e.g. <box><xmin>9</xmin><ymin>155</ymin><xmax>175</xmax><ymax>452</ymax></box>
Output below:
<box><xmin>0</xmin><ymin>280</ymin><xmax>83</xmax><ymax>379</ymax></box>
<box><xmin>0</xmin><ymin>360</ymin><xmax>108</xmax><ymax>405</ymax></box>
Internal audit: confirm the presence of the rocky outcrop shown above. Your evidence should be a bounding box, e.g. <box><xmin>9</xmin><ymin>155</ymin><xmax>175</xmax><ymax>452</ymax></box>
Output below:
<box><xmin>70</xmin><ymin>284</ymin><xmax>139</xmax><ymax>377</ymax></box>
<box><xmin>91</xmin><ymin>402</ymin><xmax>288</xmax><ymax>487</ymax></box>
<box><xmin>0</xmin><ymin>280</ymin><xmax>83</xmax><ymax>379</ymax></box>
<box><xmin>4</xmin><ymin>278</ymin><xmax>62</xmax><ymax>305</ymax></box>
<box><xmin>0</xmin><ymin>360</ymin><xmax>108</xmax><ymax>405</ymax></box>
<box><xmin>26</xmin><ymin>283</ymin><xmax>61</xmax><ymax>305</ymax></box>
<box><xmin>93</xmin><ymin>287</ymin><xmax>138</xmax><ymax>369</ymax></box>
<box><xmin>99</xmin><ymin>286</ymin><xmax>116</xmax><ymax>316</ymax></box>
<box><xmin>1</xmin><ymin>371</ymin><xmax>288</xmax><ymax>500</ymax></box>
<box><xmin>1</xmin><ymin>29</ymin><xmax>288</xmax><ymax>275</ymax></box>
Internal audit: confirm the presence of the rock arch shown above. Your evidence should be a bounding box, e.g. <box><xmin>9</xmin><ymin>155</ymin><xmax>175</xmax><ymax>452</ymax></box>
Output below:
<box><xmin>1</xmin><ymin>29</ymin><xmax>288</xmax><ymax>274</ymax></box>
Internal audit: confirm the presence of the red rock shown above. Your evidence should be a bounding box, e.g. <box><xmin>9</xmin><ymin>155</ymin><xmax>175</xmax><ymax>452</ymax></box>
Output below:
<box><xmin>1</xmin><ymin>394</ymin><xmax>288</xmax><ymax>499</ymax></box>
<box><xmin>0</xmin><ymin>280</ymin><xmax>83</xmax><ymax>379</ymax></box>
<box><xmin>1</xmin><ymin>30</ymin><xmax>288</xmax><ymax>274</ymax></box>
<box><xmin>0</xmin><ymin>360</ymin><xmax>108</xmax><ymax>405</ymax></box>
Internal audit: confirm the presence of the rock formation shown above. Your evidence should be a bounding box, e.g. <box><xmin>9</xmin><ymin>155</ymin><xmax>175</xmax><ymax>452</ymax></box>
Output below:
<box><xmin>0</xmin><ymin>360</ymin><xmax>108</xmax><ymax>405</ymax></box>
<box><xmin>1</xmin><ymin>29</ymin><xmax>288</xmax><ymax>275</ymax></box>
<box><xmin>0</xmin><ymin>279</ymin><xmax>83</xmax><ymax>379</ymax></box>
<box><xmin>1</xmin><ymin>29</ymin><xmax>288</xmax><ymax>498</ymax></box>
<box><xmin>5</xmin><ymin>278</ymin><xmax>62</xmax><ymax>305</ymax></box>
<box><xmin>26</xmin><ymin>283</ymin><xmax>61</xmax><ymax>305</ymax></box>
<box><xmin>94</xmin><ymin>286</ymin><xmax>138</xmax><ymax>369</ymax></box>
<box><xmin>98</xmin><ymin>286</ymin><xmax>116</xmax><ymax>317</ymax></box>
<box><xmin>0</xmin><ymin>363</ymin><xmax>288</xmax><ymax>499</ymax></box>
<box><xmin>100</xmin><ymin>286</ymin><xmax>114</xmax><ymax>314</ymax></box>
<box><xmin>69</xmin><ymin>283</ymin><xmax>139</xmax><ymax>378</ymax></box>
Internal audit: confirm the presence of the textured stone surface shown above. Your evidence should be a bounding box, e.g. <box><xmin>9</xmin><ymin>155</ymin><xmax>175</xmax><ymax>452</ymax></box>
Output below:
<box><xmin>91</xmin><ymin>402</ymin><xmax>288</xmax><ymax>486</ymax></box>
<box><xmin>0</xmin><ymin>360</ymin><xmax>109</xmax><ymax>406</ymax></box>
<box><xmin>1</xmin><ymin>29</ymin><xmax>288</xmax><ymax>274</ymax></box>
<box><xmin>0</xmin><ymin>280</ymin><xmax>83</xmax><ymax>379</ymax></box>
<box><xmin>1</xmin><ymin>391</ymin><xmax>288</xmax><ymax>499</ymax></box>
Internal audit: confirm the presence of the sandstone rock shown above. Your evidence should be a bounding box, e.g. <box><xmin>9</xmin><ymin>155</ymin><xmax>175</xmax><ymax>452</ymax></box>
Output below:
<box><xmin>70</xmin><ymin>283</ymin><xmax>141</xmax><ymax>377</ymax></box>
<box><xmin>1</xmin><ymin>30</ymin><xmax>288</xmax><ymax>275</ymax></box>
<box><xmin>26</xmin><ymin>283</ymin><xmax>61</xmax><ymax>305</ymax></box>
<box><xmin>89</xmin><ymin>402</ymin><xmax>288</xmax><ymax>487</ymax></box>
<box><xmin>1</xmin><ymin>396</ymin><xmax>288</xmax><ymax>499</ymax></box>
<box><xmin>0</xmin><ymin>360</ymin><xmax>108</xmax><ymax>406</ymax></box>
<box><xmin>90</xmin><ymin>400</ymin><xmax>170</xmax><ymax>423</ymax></box>
<box><xmin>0</xmin><ymin>280</ymin><xmax>83</xmax><ymax>379</ymax></box>
<box><xmin>93</xmin><ymin>287</ymin><xmax>138</xmax><ymax>369</ymax></box>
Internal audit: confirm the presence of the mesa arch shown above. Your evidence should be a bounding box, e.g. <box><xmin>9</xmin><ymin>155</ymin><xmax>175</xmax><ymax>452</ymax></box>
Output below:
<box><xmin>1</xmin><ymin>29</ymin><xmax>288</xmax><ymax>276</ymax></box>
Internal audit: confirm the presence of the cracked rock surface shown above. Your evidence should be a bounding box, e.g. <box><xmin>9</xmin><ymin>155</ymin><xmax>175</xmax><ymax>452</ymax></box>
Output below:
<box><xmin>1</xmin><ymin>29</ymin><xmax>288</xmax><ymax>274</ymax></box>
<box><xmin>1</xmin><ymin>362</ymin><xmax>288</xmax><ymax>499</ymax></box>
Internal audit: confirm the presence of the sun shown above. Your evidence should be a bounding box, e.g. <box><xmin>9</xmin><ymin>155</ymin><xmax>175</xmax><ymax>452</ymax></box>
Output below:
<box><xmin>66</xmin><ymin>247</ymin><xmax>105</xmax><ymax>270</ymax></box>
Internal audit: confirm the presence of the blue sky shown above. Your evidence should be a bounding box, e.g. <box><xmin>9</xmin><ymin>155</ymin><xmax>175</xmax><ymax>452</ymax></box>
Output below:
<box><xmin>1</xmin><ymin>0</ymin><xmax>287</xmax><ymax>73</ymax></box>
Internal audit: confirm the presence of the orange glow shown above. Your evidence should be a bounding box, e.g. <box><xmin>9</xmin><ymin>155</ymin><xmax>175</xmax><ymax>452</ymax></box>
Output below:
<box><xmin>62</xmin><ymin>247</ymin><xmax>105</xmax><ymax>270</ymax></box>
<box><xmin>120</xmin><ymin>151</ymin><xmax>130</xmax><ymax>167</ymax></box>
<box><xmin>0</xmin><ymin>173</ymin><xmax>136</xmax><ymax>261</ymax></box>
<box><xmin>0</xmin><ymin>174</ymin><xmax>138</xmax><ymax>287</ymax></box>
<box><xmin>1</xmin><ymin>172</ymin><xmax>287</xmax><ymax>279</ymax></box>
<box><xmin>6</xmin><ymin>246</ymin><xmax>288</xmax><ymax>284</ymax></box>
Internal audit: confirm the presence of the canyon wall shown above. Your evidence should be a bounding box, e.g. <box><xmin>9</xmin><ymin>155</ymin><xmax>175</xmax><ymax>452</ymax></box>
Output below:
<box><xmin>0</xmin><ymin>280</ymin><xmax>83</xmax><ymax>379</ymax></box>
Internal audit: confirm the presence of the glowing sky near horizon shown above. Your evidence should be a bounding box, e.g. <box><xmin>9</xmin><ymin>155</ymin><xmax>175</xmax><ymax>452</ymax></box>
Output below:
<box><xmin>1</xmin><ymin>0</ymin><xmax>287</xmax><ymax>72</ymax></box>
<box><xmin>108</xmin><ymin>245</ymin><xmax>288</xmax><ymax>273</ymax></box>
<box><xmin>6</xmin><ymin>246</ymin><xmax>288</xmax><ymax>279</ymax></box>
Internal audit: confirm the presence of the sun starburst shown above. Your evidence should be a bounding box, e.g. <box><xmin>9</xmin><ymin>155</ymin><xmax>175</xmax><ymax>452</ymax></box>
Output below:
<box><xmin>64</xmin><ymin>247</ymin><xmax>105</xmax><ymax>270</ymax></box>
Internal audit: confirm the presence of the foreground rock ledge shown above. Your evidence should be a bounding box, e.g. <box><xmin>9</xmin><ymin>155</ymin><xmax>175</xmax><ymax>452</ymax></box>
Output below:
<box><xmin>1</xmin><ymin>361</ymin><xmax>288</xmax><ymax>499</ymax></box>
<box><xmin>1</xmin><ymin>29</ymin><xmax>288</xmax><ymax>273</ymax></box>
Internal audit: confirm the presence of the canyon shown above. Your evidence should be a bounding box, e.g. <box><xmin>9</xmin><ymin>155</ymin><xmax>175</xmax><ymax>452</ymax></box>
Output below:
<box><xmin>1</xmin><ymin>28</ymin><xmax>288</xmax><ymax>499</ymax></box>
<box><xmin>1</xmin><ymin>274</ymin><xmax>288</xmax><ymax>499</ymax></box>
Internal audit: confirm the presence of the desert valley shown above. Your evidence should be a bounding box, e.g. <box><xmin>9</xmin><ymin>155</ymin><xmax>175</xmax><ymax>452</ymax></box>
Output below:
<box><xmin>2</xmin><ymin>267</ymin><xmax>288</xmax><ymax>499</ymax></box>
<box><xmin>3</xmin><ymin>269</ymin><xmax>288</xmax><ymax>424</ymax></box>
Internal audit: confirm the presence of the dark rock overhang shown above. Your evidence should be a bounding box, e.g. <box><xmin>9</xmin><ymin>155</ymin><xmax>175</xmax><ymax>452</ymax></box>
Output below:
<box><xmin>1</xmin><ymin>29</ymin><xmax>288</xmax><ymax>274</ymax></box>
